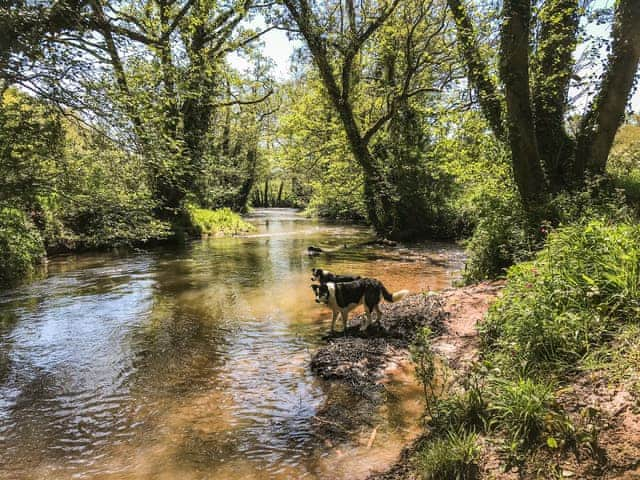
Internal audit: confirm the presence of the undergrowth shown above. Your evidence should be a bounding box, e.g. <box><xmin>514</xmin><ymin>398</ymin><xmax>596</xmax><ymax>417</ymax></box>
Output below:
<box><xmin>415</xmin><ymin>221</ymin><xmax>640</xmax><ymax>477</ymax></box>
<box><xmin>189</xmin><ymin>207</ymin><xmax>255</xmax><ymax>237</ymax></box>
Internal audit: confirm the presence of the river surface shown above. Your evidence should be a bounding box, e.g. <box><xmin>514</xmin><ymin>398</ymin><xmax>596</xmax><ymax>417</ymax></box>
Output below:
<box><xmin>0</xmin><ymin>209</ymin><xmax>463</xmax><ymax>480</ymax></box>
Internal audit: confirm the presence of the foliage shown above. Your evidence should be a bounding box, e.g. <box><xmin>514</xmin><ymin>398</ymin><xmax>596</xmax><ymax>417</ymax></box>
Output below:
<box><xmin>488</xmin><ymin>378</ymin><xmax>557</xmax><ymax>449</ymax></box>
<box><xmin>430</xmin><ymin>372</ymin><xmax>489</xmax><ymax>435</ymax></box>
<box><xmin>607</xmin><ymin>121</ymin><xmax>640</xmax><ymax>211</ymax></box>
<box><xmin>0</xmin><ymin>88</ymin><xmax>63</xmax><ymax>210</ymax></box>
<box><xmin>274</xmin><ymin>77</ymin><xmax>367</xmax><ymax>220</ymax></box>
<box><xmin>189</xmin><ymin>207</ymin><xmax>255</xmax><ymax>237</ymax></box>
<box><xmin>463</xmin><ymin>173</ymin><xmax>636</xmax><ymax>283</ymax></box>
<box><xmin>0</xmin><ymin>208</ymin><xmax>45</xmax><ymax>286</ymax></box>
<box><xmin>416</xmin><ymin>429</ymin><xmax>480</xmax><ymax>480</ymax></box>
<box><xmin>482</xmin><ymin>221</ymin><xmax>640</xmax><ymax>373</ymax></box>
<box><xmin>462</xmin><ymin>187</ymin><xmax>534</xmax><ymax>283</ymax></box>
<box><xmin>410</xmin><ymin>326</ymin><xmax>438</xmax><ymax>413</ymax></box>
<box><xmin>0</xmin><ymin>88</ymin><xmax>171</xmax><ymax>277</ymax></box>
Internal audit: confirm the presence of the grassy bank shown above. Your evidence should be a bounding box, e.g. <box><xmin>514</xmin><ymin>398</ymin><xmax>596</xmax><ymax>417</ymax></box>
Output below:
<box><xmin>376</xmin><ymin>221</ymin><xmax>640</xmax><ymax>479</ymax></box>
<box><xmin>188</xmin><ymin>207</ymin><xmax>255</xmax><ymax>237</ymax></box>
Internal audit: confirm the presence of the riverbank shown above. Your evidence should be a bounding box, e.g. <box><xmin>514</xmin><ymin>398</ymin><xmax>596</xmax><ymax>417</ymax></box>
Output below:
<box><xmin>309</xmin><ymin>283</ymin><xmax>502</xmax><ymax>478</ymax></box>
<box><xmin>310</xmin><ymin>278</ymin><xmax>640</xmax><ymax>479</ymax></box>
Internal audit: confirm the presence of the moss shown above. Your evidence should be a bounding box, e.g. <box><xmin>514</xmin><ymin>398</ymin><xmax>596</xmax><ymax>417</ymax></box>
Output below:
<box><xmin>188</xmin><ymin>207</ymin><xmax>255</xmax><ymax>237</ymax></box>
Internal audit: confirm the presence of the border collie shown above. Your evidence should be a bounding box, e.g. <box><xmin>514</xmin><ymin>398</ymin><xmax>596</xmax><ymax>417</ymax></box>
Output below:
<box><xmin>311</xmin><ymin>268</ymin><xmax>361</xmax><ymax>284</ymax></box>
<box><xmin>312</xmin><ymin>278</ymin><xmax>409</xmax><ymax>331</ymax></box>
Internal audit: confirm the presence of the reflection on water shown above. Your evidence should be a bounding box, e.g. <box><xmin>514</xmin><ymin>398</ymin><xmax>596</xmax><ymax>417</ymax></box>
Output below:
<box><xmin>0</xmin><ymin>209</ymin><xmax>463</xmax><ymax>479</ymax></box>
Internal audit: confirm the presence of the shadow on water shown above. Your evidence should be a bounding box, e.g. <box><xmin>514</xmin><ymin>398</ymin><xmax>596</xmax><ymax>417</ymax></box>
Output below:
<box><xmin>0</xmin><ymin>208</ymin><xmax>463</xmax><ymax>479</ymax></box>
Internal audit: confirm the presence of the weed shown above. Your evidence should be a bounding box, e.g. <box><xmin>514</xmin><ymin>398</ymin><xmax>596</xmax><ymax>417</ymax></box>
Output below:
<box><xmin>417</xmin><ymin>429</ymin><xmax>480</xmax><ymax>480</ymax></box>
<box><xmin>489</xmin><ymin>378</ymin><xmax>558</xmax><ymax>450</ymax></box>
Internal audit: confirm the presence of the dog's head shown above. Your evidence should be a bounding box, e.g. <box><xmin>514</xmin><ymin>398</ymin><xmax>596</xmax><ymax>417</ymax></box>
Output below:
<box><xmin>311</xmin><ymin>268</ymin><xmax>325</xmax><ymax>282</ymax></box>
<box><xmin>311</xmin><ymin>283</ymin><xmax>330</xmax><ymax>304</ymax></box>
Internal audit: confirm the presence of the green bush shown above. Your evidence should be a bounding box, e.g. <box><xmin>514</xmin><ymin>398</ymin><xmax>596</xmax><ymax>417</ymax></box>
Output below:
<box><xmin>462</xmin><ymin>191</ymin><xmax>534</xmax><ymax>283</ymax></box>
<box><xmin>0</xmin><ymin>208</ymin><xmax>45</xmax><ymax>286</ymax></box>
<box><xmin>189</xmin><ymin>207</ymin><xmax>255</xmax><ymax>237</ymax></box>
<box><xmin>417</xmin><ymin>429</ymin><xmax>480</xmax><ymax>480</ymax></box>
<box><xmin>463</xmin><ymin>176</ymin><xmax>635</xmax><ymax>284</ymax></box>
<box><xmin>481</xmin><ymin>221</ymin><xmax>640</xmax><ymax>373</ymax></box>
<box><xmin>489</xmin><ymin>378</ymin><xmax>556</xmax><ymax>448</ymax></box>
<box><xmin>431</xmin><ymin>377</ymin><xmax>488</xmax><ymax>435</ymax></box>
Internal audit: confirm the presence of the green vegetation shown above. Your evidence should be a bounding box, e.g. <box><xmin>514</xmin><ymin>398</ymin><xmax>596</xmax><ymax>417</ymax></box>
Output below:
<box><xmin>415</xmin><ymin>221</ymin><xmax>640</xmax><ymax>476</ymax></box>
<box><xmin>416</xmin><ymin>429</ymin><xmax>480</xmax><ymax>480</ymax></box>
<box><xmin>0</xmin><ymin>208</ymin><xmax>45</xmax><ymax>285</ymax></box>
<box><xmin>482</xmin><ymin>221</ymin><xmax>640</xmax><ymax>374</ymax></box>
<box><xmin>189</xmin><ymin>207</ymin><xmax>255</xmax><ymax>237</ymax></box>
<box><xmin>488</xmin><ymin>378</ymin><xmax>558</xmax><ymax>449</ymax></box>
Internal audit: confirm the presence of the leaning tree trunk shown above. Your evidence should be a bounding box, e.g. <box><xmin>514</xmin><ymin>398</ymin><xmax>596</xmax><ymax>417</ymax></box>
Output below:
<box><xmin>574</xmin><ymin>0</ymin><xmax>640</xmax><ymax>178</ymax></box>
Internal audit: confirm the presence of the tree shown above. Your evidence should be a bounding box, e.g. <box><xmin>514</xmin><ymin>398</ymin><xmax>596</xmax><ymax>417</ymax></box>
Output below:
<box><xmin>2</xmin><ymin>0</ymin><xmax>275</xmax><ymax>233</ymax></box>
<box><xmin>447</xmin><ymin>0</ymin><xmax>640</xmax><ymax>220</ymax></box>
<box><xmin>280</xmin><ymin>0</ymin><xmax>459</xmax><ymax>237</ymax></box>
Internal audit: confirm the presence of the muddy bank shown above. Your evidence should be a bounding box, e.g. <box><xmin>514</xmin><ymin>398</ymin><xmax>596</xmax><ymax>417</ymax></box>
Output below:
<box><xmin>308</xmin><ymin>285</ymin><xmax>502</xmax><ymax>476</ymax></box>
<box><xmin>309</xmin><ymin>294</ymin><xmax>446</xmax><ymax>445</ymax></box>
<box><xmin>305</xmin><ymin>282</ymin><xmax>503</xmax><ymax>479</ymax></box>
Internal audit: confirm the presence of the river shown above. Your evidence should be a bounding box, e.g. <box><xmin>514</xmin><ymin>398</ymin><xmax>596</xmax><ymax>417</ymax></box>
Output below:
<box><xmin>0</xmin><ymin>209</ymin><xmax>463</xmax><ymax>479</ymax></box>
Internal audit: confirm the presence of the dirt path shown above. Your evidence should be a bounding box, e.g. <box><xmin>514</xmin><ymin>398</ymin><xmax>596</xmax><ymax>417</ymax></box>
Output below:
<box><xmin>431</xmin><ymin>282</ymin><xmax>504</xmax><ymax>371</ymax></box>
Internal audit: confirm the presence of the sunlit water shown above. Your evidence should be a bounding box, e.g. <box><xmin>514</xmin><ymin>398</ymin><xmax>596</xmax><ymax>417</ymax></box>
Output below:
<box><xmin>0</xmin><ymin>209</ymin><xmax>463</xmax><ymax>479</ymax></box>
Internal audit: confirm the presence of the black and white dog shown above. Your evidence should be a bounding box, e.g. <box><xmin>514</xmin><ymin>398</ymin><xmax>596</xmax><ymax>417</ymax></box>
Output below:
<box><xmin>312</xmin><ymin>278</ymin><xmax>409</xmax><ymax>331</ymax></box>
<box><xmin>311</xmin><ymin>268</ymin><xmax>361</xmax><ymax>284</ymax></box>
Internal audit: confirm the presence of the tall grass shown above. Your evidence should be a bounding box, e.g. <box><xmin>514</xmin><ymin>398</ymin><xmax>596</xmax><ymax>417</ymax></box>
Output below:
<box><xmin>417</xmin><ymin>430</ymin><xmax>480</xmax><ymax>480</ymax></box>
<box><xmin>189</xmin><ymin>207</ymin><xmax>255</xmax><ymax>237</ymax></box>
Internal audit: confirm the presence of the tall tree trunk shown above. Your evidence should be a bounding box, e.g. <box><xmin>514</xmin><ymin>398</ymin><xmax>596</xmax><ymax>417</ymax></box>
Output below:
<box><xmin>263</xmin><ymin>179</ymin><xmax>269</xmax><ymax>208</ymax></box>
<box><xmin>500</xmin><ymin>0</ymin><xmax>548</xmax><ymax>212</ymax></box>
<box><xmin>235</xmin><ymin>147</ymin><xmax>258</xmax><ymax>211</ymax></box>
<box><xmin>531</xmin><ymin>0</ymin><xmax>579</xmax><ymax>192</ymax></box>
<box><xmin>447</xmin><ymin>0</ymin><xmax>505</xmax><ymax>140</ymax></box>
<box><xmin>277</xmin><ymin>180</ymin><xmax>284</xmax><ymax>206</ymax></box>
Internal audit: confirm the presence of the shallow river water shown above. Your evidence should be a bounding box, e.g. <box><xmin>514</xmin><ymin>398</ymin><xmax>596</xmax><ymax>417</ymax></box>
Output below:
<box><xmin>0</xmin><ymin>209</ymin><xmax>463</xmax><ymax>480</ymax></box>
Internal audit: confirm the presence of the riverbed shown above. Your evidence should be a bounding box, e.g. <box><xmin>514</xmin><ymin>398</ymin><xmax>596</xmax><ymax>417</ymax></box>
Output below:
<box><xmin>0</xmin><ymin>209</ymin><xmax>463</xmax><ymax>479</ymax></box>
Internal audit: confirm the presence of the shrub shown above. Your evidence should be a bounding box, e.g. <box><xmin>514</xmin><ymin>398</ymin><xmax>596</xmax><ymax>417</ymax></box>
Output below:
<box><xmin>411</xmin><ymin>327</ymin><xmax>438</xmax><ymax>413</ymax></box>
<box><xmin>189</xmin><ymin>207</ymin><xmax>255</xmax><ymax>237</ymax></box>
<box><xmin>462</xmin><ymin>191</ymin><xmax>534</xmax><ymax>283</ymax></box>
<box><xmin>417</xmin><ymin>429</ymin><xmax>480</xmax><ymax>480</ymax></box>
<box><xmin>430</xmin><ymin>374</ymin><xmax>489</xmax><ymax>435</ymax></box>
<box><xmin>481</xmin><ymin>221</ymin><xmax>640</xmax><ymax>373</ymax></box>
<box><xmin>489</xmin><ymin>378</ymin><xmax>556</xmax><ymax>449</ymax></box>
<box><xmin>463</xmin><ymin>177</ymin><xmax>635</xmax><ymax>284</ymax></box>
<box><xmin>0</xmin><ymin>208</ymin><xmax>45</xmax><ymax>286</ymax></box>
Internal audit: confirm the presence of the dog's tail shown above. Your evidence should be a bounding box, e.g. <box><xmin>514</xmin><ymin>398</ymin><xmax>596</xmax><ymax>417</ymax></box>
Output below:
<box><xmin>381</xmin><ymin>284</ymin><xmax>410</xmax><ymax>302</ymax></box>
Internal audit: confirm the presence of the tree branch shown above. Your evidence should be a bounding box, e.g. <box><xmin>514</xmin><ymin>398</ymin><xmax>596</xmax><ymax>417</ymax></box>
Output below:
<box><xmin>574</xmin><ymin>0</ymin><xmax>640</xmax><ymax>176</ymax></box>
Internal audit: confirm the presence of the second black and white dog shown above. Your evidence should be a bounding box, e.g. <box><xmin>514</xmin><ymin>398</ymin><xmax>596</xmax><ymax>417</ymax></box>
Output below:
<box><xmin>312</xmin><ymin>278</ymin><xmax>409</xmax><ymax>331</ymax></box>
<box><xmin>311</xmin><ymin>268</ymin><xmax>361</xmax><ymax>284</ymax></box>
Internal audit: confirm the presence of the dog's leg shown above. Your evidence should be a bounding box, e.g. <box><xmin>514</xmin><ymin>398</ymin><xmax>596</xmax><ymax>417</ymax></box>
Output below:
<box><xmin>374</xmin><ymin>304</ymin><xmax>383</xmax><ymax>324</ymax></box>
<box><xmin>342</xmin><ymin>309</ymin><xmax>350</xmax><ymax>332</ymax></box>
<box><xmin>331</xmin><ymin>310</ymin><xmax>338</xmax><ymax>331</ymax></box>
<box><xmin>362</xmin><ymin>307</ymin><xmax>372</xmax><ymax>331</ymax></box>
